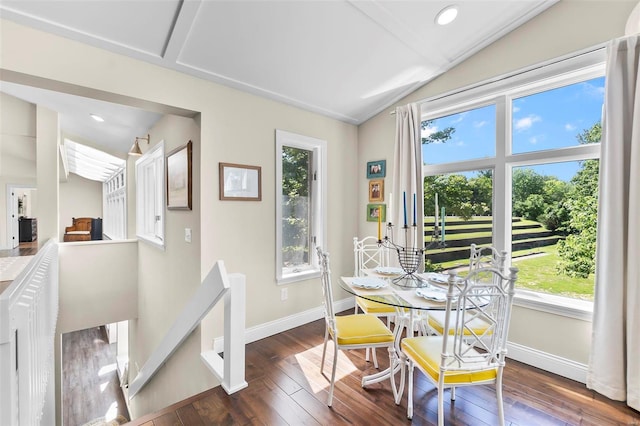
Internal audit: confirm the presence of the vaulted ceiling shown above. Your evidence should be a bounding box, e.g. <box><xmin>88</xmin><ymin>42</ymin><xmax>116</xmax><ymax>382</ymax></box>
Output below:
<box><xmin>0</xmin><ymin>0</ymin><xmax>558</xmax><ymax>126</ymax></box>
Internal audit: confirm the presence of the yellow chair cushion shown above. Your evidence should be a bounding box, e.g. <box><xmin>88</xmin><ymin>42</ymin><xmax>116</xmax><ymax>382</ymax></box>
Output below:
<box><xmin>357</xmin><ymin>297</ymin><xmax>396</xmax><ymax>314</ymax></box>
<box><xmin>427</xmin><ymin>310</ymin><xmax>492</xmax><ymax>336</ymax></box>
<box><xmin>401</xmin><ymin>336</ymin><xmax>497</xmax><ymax>385</ymax></box>
<box><xmin>332</xmin><ymin>314</ymin><xmax>394</xmax><ymax>346</ymax></box>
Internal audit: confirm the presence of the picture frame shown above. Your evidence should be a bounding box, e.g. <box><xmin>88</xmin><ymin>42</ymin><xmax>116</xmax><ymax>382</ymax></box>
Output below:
<box><xmin>166</xmin><ymin>140</ymin><xmax>192</xmax><ymax>210</ymax></box>
<box><xmin>219</xmin><ymin>162</ymin><xmax>262</xmax><ymax>201</ymax></box>
<box><xmin>367</xmin><ymin>160</ymin><xmax>386</xmax><ymax>178</ymax></box>
<box><xmin>369</xmin><ymin>179</ymin><xmax>384</xmax><ymax>202</ymax></box>
<box><xmin>366</xmin><ymin>204</ymin><xmax>386</xmax><ymax>222</ymax></box>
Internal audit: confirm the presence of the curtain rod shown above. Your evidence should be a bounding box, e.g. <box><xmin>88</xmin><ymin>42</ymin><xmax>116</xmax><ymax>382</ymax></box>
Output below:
<box><xmin>388</xmin><ymin>42</ymin><xmax>607</xmax><ymax>116</ymax></box>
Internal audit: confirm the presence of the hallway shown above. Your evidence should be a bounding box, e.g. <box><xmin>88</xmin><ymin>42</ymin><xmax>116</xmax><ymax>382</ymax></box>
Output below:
<box><xmin>62</xmin><ymin>326</ymin><xmax>129</xmax><ymax>426</ymax></box>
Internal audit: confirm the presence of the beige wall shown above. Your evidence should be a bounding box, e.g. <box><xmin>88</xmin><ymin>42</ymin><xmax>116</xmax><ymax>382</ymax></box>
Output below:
<box><xmin>35</xmin><ymin>105</ymin><xmax>59</xmax><ymax>246</ymax></box>
<box><xmin>59</xmin><ymin>173</ymin><xmax>103</xmax><ymax>241</ymax></box>
<box><xmin>0</xmin><ymin>17</ymin><xmax>358</xmax><ymax>418</ymax></box>
<box><xmin>358</xmin><ymin>0</ymin><xmax>636</xmax><ymax>365</ymax></box>
<box><xmin>0</xmin><ymin>92</ymin><xmax>37</xmax><ymax>248</ymax></box>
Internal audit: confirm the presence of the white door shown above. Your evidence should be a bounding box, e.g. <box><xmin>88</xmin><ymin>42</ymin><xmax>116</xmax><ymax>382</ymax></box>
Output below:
<box><xmin>8</xmin><ymin>188</ymin><xmax>19</xmax><ymax>248</ymax></box>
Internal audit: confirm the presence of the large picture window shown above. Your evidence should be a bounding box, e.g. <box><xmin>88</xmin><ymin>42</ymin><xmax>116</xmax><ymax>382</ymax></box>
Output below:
<box><xmin>275</xmin><ymin>130</ymin><xmax>326</xmax><ymax>284</ymax></box>
<box><xmin>421</xmin><ymin>51</ymin><xmax>605</xmax><ymax>315</ymax></box>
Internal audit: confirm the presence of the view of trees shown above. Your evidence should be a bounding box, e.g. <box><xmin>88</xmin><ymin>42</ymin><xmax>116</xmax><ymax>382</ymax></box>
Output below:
<box><xmin>423</xmin><ymin>121</ymin><xmax>601</xmax><ymax>279</ymax></box>
<box><xmin>281</xmin><ymin>146</ymin><xmax>311</xmax><ymax>266</ymax></box>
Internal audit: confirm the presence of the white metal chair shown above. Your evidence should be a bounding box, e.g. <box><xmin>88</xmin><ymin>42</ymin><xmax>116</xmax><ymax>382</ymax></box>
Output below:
<box><xmin>316</xmin><ymin>246</ymin><xmax>396</xmax><ymax>406</ymax></box>
<box><xmin>398</xmin><ymin>266</ymin><xmax>518</xmax><ymax>425</ymax></box>
<box><xmin>353</xmin><ymin>236</ymin><xmax>396</xmax><ymax>367</ymax></box>
<box><xmin>426</xmin><ymin>244</ymin><xmax>508</xmax><ymax>335</ymax></box>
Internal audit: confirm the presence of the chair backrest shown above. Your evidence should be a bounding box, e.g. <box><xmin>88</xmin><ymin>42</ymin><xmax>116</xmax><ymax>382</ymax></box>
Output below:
<box><xmin>469</xmin><ymin>244</ymin><xmax>508</xmax><ymax>272</ymax></box>
<box><xmin>441</xmin><ymin>266</ymin><xmax>518</xmax><ymax>372</ymax></box>
<box><xmin>353</xmin><ymin>236</ymin><xmax>389</xmax><ymax>276</ymax></box>
<box><xmin>317</xmin><ymin>246</ymin><xmax>336</xmax><ymax>323</ymax></box>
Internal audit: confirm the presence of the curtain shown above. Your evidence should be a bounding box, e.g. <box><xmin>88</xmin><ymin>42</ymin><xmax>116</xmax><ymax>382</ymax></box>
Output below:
<box><xmin>587</xmin><ymin>34</ymin><xmax>640</xmax><ymax>411</ymax></box>
<box><xmin>391</xmin><ymin>103</ymin><xmax>423</xmax><ymax>252</ymax></box>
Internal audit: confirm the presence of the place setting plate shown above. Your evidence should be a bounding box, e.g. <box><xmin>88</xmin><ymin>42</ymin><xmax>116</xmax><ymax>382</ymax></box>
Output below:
<box><xmin>373</xmin><ymin>266</ymin><xmax>404</xmax><ymax>275</ymax></box>
<box><xmin>352</xmin><ymin>277</ymin><xmax>389</xmax><ymax>289</ymax></box>
<box><xmin>415</xmin><ymin>287</ymin><xmax>450</xmax><ymax>302</ymax></box>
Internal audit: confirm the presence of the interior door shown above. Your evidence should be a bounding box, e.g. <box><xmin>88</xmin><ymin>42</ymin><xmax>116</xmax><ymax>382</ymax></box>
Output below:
<box><xmin>9</xmin><ymin>188</ymin><xmax>19</xmax><ymax>248</ymax></box>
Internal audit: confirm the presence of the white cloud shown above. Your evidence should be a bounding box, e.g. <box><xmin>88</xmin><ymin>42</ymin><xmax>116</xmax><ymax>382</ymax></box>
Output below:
<box><xmin>529</xmin><ymin>136</ymin><xmax>538</xmax><ymax>145</ymax></box>
<box><xmin>581</xmin><ymin>82</ymin><xmax>605</xmax><ymax>99</ymax></box>
<box><xmin>513</xmin><ymin>106</ymin><xmax>521</xmax><ymax>113</ymax></box>
<box><xmin>456</xmin><ymin>141</ymin><xmax>466</xmax><ymax>147</ymax></box>
<box><xmin>450</xmin><ymin>112</ymin><xmax>468</xmax><ymax>124</ymax></box>
<box><xmin>474</xmin><ymin>120</ymin><xmax>487</xmax><ymax>128</ymax></box>
<box><xmin>514</xmin><ymin>114</ymin><xmax>541</xmax><ymax>131</ymax></box>
<box><xmin>565</xmin><ymin>123</ymin><xmax>576</xmax><ymax>131</ymax></box>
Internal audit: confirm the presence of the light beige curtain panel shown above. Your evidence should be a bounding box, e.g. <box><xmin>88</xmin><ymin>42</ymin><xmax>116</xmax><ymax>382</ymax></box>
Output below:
<box><xmin>391</xmin><ymin>103</ymin><xmax>423</xmax><ymax>250</ymax></box>
<box><xmin>587</xmin><ymin>34</ymin><xmax>640</xmax><ymax>411</ymax></box>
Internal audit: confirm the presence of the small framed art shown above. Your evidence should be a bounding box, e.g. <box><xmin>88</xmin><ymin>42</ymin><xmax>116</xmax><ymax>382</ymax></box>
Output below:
<box><xmin>219</xmin><ymin>162</ymin><xmax>262</xmax><ymax>201</ymax></box>
<box><xmin>366</xmin><ymin>204</ymin><xmax>386</xmax><ymax>222</ymax></box>
<box><xmin>369</xmin><ymin>179</ymin><xmax>384</xmax><ymax>202</ymax></box>
<box><xmin>367</xmin><ymin>160</ymin><xmax>386</xmax><ymax>179</ymax></box>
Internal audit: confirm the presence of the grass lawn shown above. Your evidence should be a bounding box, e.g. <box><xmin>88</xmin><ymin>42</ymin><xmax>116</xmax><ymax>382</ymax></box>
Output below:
<box><xmin>513</xmin><ymin>246</ymin><xmax>595</xmax><ymax>300</ymax></box>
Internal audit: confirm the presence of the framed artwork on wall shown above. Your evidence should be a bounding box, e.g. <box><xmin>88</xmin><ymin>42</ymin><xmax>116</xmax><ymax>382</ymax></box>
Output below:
<box><xmin>219</xmin><ymin>162</ymin><xmax>262</xmax><ymax>201</ymax></box>
<box><xmin>166</xmin><ymin>140</ymin><xmax>192</xmax><ymax>210</ymax></box>
<box><xmin>367</xmin><ymin>160</ymin><xmax>386</xmax><ymax>179</ymax></box>
<box><xmin>369</xmin><ymin>179</ymin><xmax>384</xmax><ymax>202</ymax></box>
<box><xmin>366</xmin><ymin>204</ymin><xmax>386</xmax><ymax>222</ymax></box>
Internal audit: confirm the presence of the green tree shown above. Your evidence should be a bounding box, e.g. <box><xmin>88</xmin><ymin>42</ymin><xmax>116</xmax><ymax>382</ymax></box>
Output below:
<box><xmin>512</xmin><ymin>168</ymin><xmax>547</xmax><ymax>218</ymax></box>
<box><xmin>421</xmin><ymin>120</ymin><xmax>455</xmax><ymax>145</ymax></box>
<box><xmin>557</xmin><ymin>123</ymin><xmax>601</xmax><ymax>278</ymax></box>
<box><xmin>281</xmin><ymin>146</ymin><xmax>311</xmax><ymax>266</ymax></box>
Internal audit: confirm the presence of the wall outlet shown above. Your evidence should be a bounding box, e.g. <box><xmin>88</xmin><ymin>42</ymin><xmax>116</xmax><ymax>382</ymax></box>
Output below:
<box><xmin>281</xmin><ymin>287</ymin><xmax>288</xmax><ymax>301</ymax></box>
<box><xmin>185</xmin><ymin>228</ymin><xmax>192</xmax><ymax>243</ymax></box>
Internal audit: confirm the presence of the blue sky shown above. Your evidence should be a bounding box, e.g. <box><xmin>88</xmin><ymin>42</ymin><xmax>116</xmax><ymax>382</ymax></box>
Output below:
<box><xmin>422</xmin><ymin>76</ymin><xmax>604</xmax><ymax>182</ymax></box>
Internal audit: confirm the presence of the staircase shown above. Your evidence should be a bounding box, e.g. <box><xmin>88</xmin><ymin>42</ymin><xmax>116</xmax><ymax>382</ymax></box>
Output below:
<box><xmin>423</xmin><ymin>216</ymin><xmax>563</xmax><ymax>265</ymax></box>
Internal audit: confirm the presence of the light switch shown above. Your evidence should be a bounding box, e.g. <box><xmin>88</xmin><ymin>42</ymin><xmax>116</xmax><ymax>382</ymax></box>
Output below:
<box><xmin>185</xmin><ymin>228</ymin><xmax>192</xmax><ymax>243</ymax></box>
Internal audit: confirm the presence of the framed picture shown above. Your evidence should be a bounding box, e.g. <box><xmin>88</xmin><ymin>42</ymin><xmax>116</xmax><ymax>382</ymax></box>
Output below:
<box><xmin>367</xmin><ymin>160</ymin><xmax>386</xmax><ymax>178</ymax></box>
<box><xmin>369</xmin><ymin>179</ymin><xmax>384</xmax><ymax>202</ymax></box>
<box><xmin>166</xmin><ymin>140</ymin><xmax>192</xmax><ymax>210</ymax></box>
<box><xmin>219</xmin><ymin>162</ymin><xmax>262</xmax><ymax>201</ymax></box>
<box><xmin>367</xmin><ymin>204</ymin><xmax>386</xmax><ymax>222</ymax></box>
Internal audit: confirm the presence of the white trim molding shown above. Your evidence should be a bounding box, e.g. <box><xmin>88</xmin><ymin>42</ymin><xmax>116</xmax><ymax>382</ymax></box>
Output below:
<box><xmin>507</xmin><ymin>341</ymin><xmax>588</xmax><ymax>384</ymax></box>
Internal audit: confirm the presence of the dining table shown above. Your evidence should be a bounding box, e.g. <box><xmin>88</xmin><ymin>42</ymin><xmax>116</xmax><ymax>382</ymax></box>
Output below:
<box><xmin>339</xmin><ymin>268</ymin><xmax>462</xmax><ymax>390</ymax></box>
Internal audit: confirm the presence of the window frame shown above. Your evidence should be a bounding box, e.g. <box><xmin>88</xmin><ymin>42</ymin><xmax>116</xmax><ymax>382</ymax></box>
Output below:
<box><xmin>103</xmin><ymin>167</ymin><xmax>127</xmax><ymax>240</ymax></box>
<box><xmin>135</xmin><ymin>141</ymin><xmax>165</xmax><ymax>249</ymax></box>
<box><xmin>275</xmin><ymin>129</ymin><xmax>327</xmax><ymax>285</ymax></box>
<box><xmin>421</xmin><ymin>49</ymin><xmax>606</xmax><ymax>319</ymax></box>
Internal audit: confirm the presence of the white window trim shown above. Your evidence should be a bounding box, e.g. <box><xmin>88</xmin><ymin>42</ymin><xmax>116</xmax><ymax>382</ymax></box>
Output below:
<box><xmin>421</xmin><ymin>48</ymin><xmax>605</xmax><ymax>317</ymax></box>
<box><xmin>275</xmin><ymin>130</ymin><xmax>327</xmax><ymax>285</ymax></box>
<box><xmin>135</xmin><ymin>141</ymin><xmax>165</xmax><ymax>249</ymax></box>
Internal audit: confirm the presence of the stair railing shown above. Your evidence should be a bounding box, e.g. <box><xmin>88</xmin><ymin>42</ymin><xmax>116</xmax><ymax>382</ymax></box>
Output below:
<box><xmin>128</xmin><ymin>260</ymin><xmax>246</xmax><ymax>398</ymax></box>
<box><xmin>0</xmin><ymin>240</ymin><xmax>59</xmax><ymax>426</ymax></box>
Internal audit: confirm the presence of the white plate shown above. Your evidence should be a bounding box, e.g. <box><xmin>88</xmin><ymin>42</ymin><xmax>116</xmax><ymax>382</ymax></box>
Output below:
<box><xmin>352</xmin><ymin>277</ymin><xmax>388</xmax><ymax>289</ymax></box>
<box><xmin>415</xmin><ymin>287</ymin><xmax>449</xmax><ymax>302</ymax></box>
<box><xmin>374</xmin><ymin>266</ymin><xmax>404</xmax><ymax>275</ymax></box>
<box><xmin>420</xmin><ymin>273</ymin><xmax>449</xmax><ymax>284</ymax></box>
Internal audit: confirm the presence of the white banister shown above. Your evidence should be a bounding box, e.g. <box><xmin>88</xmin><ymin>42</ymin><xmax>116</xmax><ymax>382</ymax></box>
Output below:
<box><xmin>0</xmin><ymin>240</ymin><xmax>59</xmax><ymax>426</ymax></box>
<box><xmin>201</xmin><ymin>273</ymin><xmax>248</xmax><ymax>394</ymax></box>
<box><xmin>128</xmin><ymin>260</ymin><xmax>246</xmax><ymax>398</ymax></box>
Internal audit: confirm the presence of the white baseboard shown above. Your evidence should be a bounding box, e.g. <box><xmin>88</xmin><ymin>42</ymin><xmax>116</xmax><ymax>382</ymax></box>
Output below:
<box><xmin>213</xmin><ymin>297</ymin><xmax>355</xmax><ymax>353</ymax></box>
<box><xmin>506</xmin><ymin>341</ymin><xmax>588</xmax><ymax>383</ymax></box>
<box><xmin>213</xmin><ymin>299</ymin><xmax>587</xmax><ymax>384</ymax></box>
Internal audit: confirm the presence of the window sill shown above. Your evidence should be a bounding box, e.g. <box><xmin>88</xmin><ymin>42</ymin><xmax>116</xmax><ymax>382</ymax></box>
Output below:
<box><xmin>137</xmin><ymin>234</ymin><xmax>165</xmax><ymax>250</ymax></box>
<box><xmin>277</xmin><ymin>269</ymin><xmax>320</xmax><ymax>285</ymax></box>
<box><xmin>513</xmin><ymin>290</ymin><xmax>593</xmax><ymax>322</ymax></box>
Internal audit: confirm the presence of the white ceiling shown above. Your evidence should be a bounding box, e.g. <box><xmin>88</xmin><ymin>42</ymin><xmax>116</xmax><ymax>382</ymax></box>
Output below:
<box><xmin>0</xmin><ymin>0</ymin><xmax>558</xmax><ymax>126</ymax></box>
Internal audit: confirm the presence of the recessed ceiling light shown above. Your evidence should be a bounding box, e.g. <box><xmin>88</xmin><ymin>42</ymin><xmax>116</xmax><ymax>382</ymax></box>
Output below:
<box><xmin>436</xmin><ymin>5</ymin><xmax>458</xmax><ymax>26</ymax></box>
<box><xmin>89</xmin><ymin>113</ymin><xmax>104</xmax><ymax>122</ymax></box>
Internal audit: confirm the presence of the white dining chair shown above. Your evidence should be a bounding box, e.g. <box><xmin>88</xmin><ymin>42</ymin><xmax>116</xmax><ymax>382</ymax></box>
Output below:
<box><xmin>398</xmin><ymin>266</ymin><xmax>518</xmax><ymax>425</ymax></box>
<box><xmin>316</xmin><ymin>246</ymin><xmax>396</xmax><ymax>406</ymax></box>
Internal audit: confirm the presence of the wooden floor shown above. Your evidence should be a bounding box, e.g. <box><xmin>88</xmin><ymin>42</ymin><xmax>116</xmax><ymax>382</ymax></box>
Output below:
<box><xmin>63</xmin><ymin>326</ymin><xmax>130</xmax><ymax>426</ymax></box>
<box><xmin>127</xmin><ymin>315</ymin><xmax>640</xmax><ymax>426</ymax></box>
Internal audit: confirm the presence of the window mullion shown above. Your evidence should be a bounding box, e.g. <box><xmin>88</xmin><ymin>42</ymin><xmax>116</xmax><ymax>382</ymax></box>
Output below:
<box><xmin>494</xmin><ymin>95</ymin><xmax>510</xmax><ymax>256</ymax></box>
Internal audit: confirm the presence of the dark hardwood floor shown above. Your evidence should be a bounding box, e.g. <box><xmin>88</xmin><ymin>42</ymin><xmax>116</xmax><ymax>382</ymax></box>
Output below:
<box><xmin>63</xmin><ymin>326</ymin><xmax>130</xmax><ymax>426</ymax></box>
<box><xmin>127</xmin><ymin>315</ymin><xmax>640</xmax><ymax>426</ymax></box>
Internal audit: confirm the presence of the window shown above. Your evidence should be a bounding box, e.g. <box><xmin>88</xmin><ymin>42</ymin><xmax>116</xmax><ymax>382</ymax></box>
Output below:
<box><xmin>135</xmin><ymin>141</ymin><xmax>165</xmax><ymax>248</ymax></box>
<box><xmin>275</xmin><ymin>130</ymin><xmax>326</xmax><ymax>284</ymax></box>
<box><xmin>421</xmin><ymin>50</ymin><xmax>605</xmax><ymax>315</ymax></box>
<box><xmin>104</xmin><ymin>168</ymin><xmax>127</xmax><ymax>240</ymax></box>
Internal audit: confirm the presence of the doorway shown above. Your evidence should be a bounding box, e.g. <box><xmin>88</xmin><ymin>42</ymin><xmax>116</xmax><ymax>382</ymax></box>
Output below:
<box><xmin>6</xmin><ymin>185</ymin><xmax>37</xmax><ymax>249</ymax></box>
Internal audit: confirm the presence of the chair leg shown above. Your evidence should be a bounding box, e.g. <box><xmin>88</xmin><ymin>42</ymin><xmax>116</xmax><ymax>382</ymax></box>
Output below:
<box><xmin>395</xmin><ymin>352</ymin><xmax>406</xmax><ymax>405</ymax></box>
<box><xmin>407</xmin><ymin>361</ymin><xmax>414</xmax><ymax>419</ymax></box>
<box><xmin>438</xmin><ymin>384</ymin><xmax>445</xmax><ymax>426</ymax></box>
<box><xmin>328</xmin><ymin>342</ymin><xmax>339</xmax><ymax>406</ymax></box>
<box><xmin>321</xmin><ymin>328</ymin><xmax>329</xmax><ymax>375</ymax></box>
<box><xmin>451</xmin><ymin>386</ymin><xmax>456</xmax><ymax>400</ymax></box>
<box><xmin>371</xmin><ymin>347</ymin><xmax>379</xmax><ymax>368</ymax></box>
<box><xmin>496</xmin><ymin>372</ymin><xmax>505</xmax><ymax>426</ymax></box>
<box><xmin>365</xmin><ymin>347</ymin><xmax>370</xmax><ymax>362</ymax></box>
